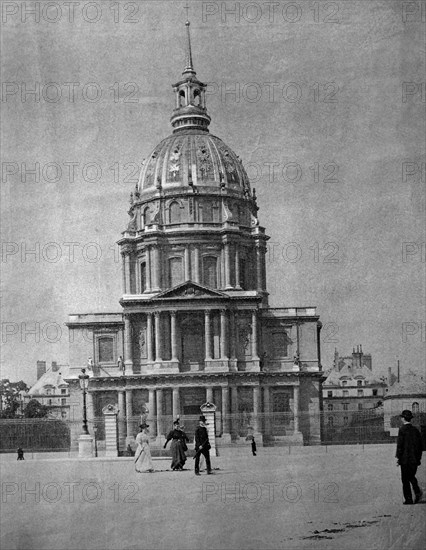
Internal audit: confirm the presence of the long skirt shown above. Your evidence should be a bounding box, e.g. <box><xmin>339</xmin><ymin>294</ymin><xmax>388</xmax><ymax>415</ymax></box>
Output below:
<box><xmin>135</xmin><ymin>444</ymin><xmax>154</xmax><ymax>473</ymax></box>
<box><xmin>170</xmin><ymin>440</ymin><xmax>186</xmax><ymax>470</ymax></box>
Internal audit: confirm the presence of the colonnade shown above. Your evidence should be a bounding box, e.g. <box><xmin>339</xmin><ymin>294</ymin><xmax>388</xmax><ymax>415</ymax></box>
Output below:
<box><xmin>123</xmin><ymin>308</ymin><xmax>260</xmax><ymax>373</ymax></box>
<box><xmin>121</xmin><ymin>240</ymin><xmax>267</xmax><ymax>295</ymax></box>
<box><xmin>89</xmin><ymin>384</ymin><xmax>301</xmax><ymax>445</ymax></box>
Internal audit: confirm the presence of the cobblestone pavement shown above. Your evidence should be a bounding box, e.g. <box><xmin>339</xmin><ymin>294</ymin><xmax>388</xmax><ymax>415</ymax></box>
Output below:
<box><xmin>1</xmin><ymin>444</ymin><xmax>425</xmax><ymax>550</ymax></box>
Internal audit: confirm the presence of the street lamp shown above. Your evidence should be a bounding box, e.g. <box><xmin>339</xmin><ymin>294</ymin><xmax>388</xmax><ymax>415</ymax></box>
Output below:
<box><xmin>79</xmin><ymin>368</ymin><xmax>90</xmax><ymax>435</ymax></box>
<box><xmin>93</xmin><ymin>425</ymin><xmax>98</xmax><ymax>457</ymax></box>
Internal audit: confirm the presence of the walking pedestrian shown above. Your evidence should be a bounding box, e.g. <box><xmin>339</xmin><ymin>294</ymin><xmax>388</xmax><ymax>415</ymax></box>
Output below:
<box><xmin>164</xmin><ymin>420</ymin><xmax>188</xmax><ymax>470</ymax></box>
<box><xmin>135</xmin><ymin>423</ymin><xmax>154</xmax><ymax>473</ymax></box>
<box><xmin>194</xmin><ymin>415</ymin><xmax>212</xmax><ymax>475</ymax></box>
<box><xmin>17</xmin><ymin>447</ymin><xmax>24</xmax><ymax>460</ymax></box>
<box><xmin>396</xmin><ymin>410</ymin><xmax>423</xmax><ymax>504</ymax></box>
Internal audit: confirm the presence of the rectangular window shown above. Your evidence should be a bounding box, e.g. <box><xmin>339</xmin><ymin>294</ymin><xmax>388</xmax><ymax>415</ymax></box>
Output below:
<box><xmin>357</xmin><ymin>380</ymin><xmax>362</xmax><ymax>387</ymax></box>
<box><xmin>358</xmin><ymin>403</ymin><xmax>363</xmax><ymax>411</ymax></box>
<box><xmin>342</xmin><ymin>380</ymin><xmax>347</xmax><ymax>386</ymax></box>
<box><xmin>372</xmin><ymin>389</ymin><xmax>378</xmax><ymax>396</ymax></box>
<box><xmin>61</xmin><ymin>398</ymin><xmax>66</xmax><ymax>406</ymax></box>
<box><xmin>98</xmin><ymin>337</ymin><xmax>114</xmax><ymax>363</ymax></box>
<box><xmin>272</xmin><ymin>332</ymin><xmax>288</xmax><ymax>358</ymax></box>
<box><xmin>327</xmin><ymin>391</ymin><xmax>332</xmax><ymax>398</ymax></box>
<box><xmin>343</xmin><ymin>416</ymin><xmax>348</xmax><ymax>425</ymax></box>
<box><xmin>343</xmin><ymin>403</ymin><xmax>349</xmax><ymax>411</ymax></box>
<box><xmin>61</xmin><ymin>389</ymin><xmax>67</xmax><ymax>395</ymax></box>
<box><xmin>169</xmin><ymin>257</ymin><xmax>183</xmax><ymax>288</ymax></box>
<box><xmin>343</xmin><ymin>390</ymin><xmax>349</xmax><ymax>397</ymax></box>
<box><xmin>357</xmin><ymin>389</ymin><xmax>363</xmax><ymax>397</ymax></box>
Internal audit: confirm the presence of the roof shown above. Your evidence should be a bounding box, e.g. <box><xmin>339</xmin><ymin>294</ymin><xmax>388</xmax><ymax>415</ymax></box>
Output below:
<box><xmin>28</xmin><ymin>366</ymin><xmax>70</xmax><ymax>396</ymax></box>
<box><xmin>384</xmin><ymin>374</ymin><xmax>426</xmax><ymax>398</ymax></box>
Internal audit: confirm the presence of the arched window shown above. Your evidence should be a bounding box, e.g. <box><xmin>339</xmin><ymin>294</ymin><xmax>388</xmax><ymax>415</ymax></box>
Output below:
<box><xmin>179</xmin><ymin>90</ymin><xmax>185</xmax><ymax>106</ymax></box>
<box><xmin>169</xmin><ymin>257</ymin><xmax>183</xmax><ymax>287</ymax></box>
<box><xmin>143</xmin><ymin>207</ymin><xmax>152</xmax><ymax>227</ymax></box>
<box><xmin>202</xmin><ymin>256</ymin><xmax>217</xmax><ymax>288</ymax></box>
<box><xmin>169</xmin><ymin>201</ymin><xmax>181</xmax><ymax>224</ymax></box>
<box><xmin>193</xmin><ymin>88</ymin><xmax>200</xmax><ymax>106</ymax></box>
<box><xmin>140</xmin><ymin>262</ymin><xmax>146</xmax><ymax>292</ymax></box>
<box><xmin>327</xmin><ymin>403</ymin><xmax>333</xmax><ymax>411</ymax></box>
<box><xmin>98</xmin><ymin>337</ymin><xmax>114</xmax><ymax>363</ymax></box>
<box><xmin>412</xmin><ymin>402</ymin><xmax>419</xmax><ymax>413</ymax></box>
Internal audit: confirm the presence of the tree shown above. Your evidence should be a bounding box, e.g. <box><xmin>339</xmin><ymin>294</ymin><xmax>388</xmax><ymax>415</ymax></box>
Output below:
<box><xmin>0</xmin><ymin>379</ymin><xmax>29</xmax><ymax>418</ymax></box>
<box><xmin>23</xmin><ymin>399</ymin><xmax>49</xmax><ymax>418</ymax></box>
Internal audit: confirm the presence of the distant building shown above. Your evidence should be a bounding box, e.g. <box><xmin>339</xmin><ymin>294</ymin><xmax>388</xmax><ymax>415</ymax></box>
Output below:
<box><xmin>24</xmin><ymin>361</ymin><xmax>70</xmax><ymax>419</ymax></box>
<box><xmin>383</xmin><ymin>373</ymin><xmax>426</xmax><ymax>436</ymax></box>
<box><xmin>322</xmin><ymin>346</ymin><xmax>387</xmax><ymax>441</ymax></box>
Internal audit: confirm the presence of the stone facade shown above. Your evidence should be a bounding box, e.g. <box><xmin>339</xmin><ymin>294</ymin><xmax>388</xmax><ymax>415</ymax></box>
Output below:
<box><xmin>65</xmin><ymin>22</ymin><xmax>323</xmax><ymax>448</ymax></box>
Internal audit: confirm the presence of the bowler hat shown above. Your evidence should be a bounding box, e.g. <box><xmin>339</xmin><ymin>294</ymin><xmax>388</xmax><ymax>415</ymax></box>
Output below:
<box><xmin>400</xmin><ymin>410</ymin><xmax>413</xmax><ymax>421</ymax></box>
<box><xmin>199</xmin><ymin>415</ymin><xmax>207</xmax><ymax>423</ymax></box>
<box><xmin>139</xmin><ymin>423</ymin><xmax>149</xmax><ymax>429</ymax></box>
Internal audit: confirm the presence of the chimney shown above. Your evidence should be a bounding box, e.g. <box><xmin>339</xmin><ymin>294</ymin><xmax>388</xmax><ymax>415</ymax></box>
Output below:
<box><xmin>397</xmin><ymin>360</ymin><xmax>400</xmax><ymax>383</ymax></box>
<box><xmin>51</xmin><ymin>361</ymin><xmax>59</xmax><ymax>372</ymax></box>
<box><xmin>37</xmin><ymin>360</ymin><xmax>46</xmax><ymax>380</ymax></box>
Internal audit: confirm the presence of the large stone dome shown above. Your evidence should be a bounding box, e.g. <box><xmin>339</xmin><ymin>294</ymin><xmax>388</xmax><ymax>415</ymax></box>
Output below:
<box><xmin>138</xmin><ymin>129</ymin><xmax>250</xmax><ymax>194</ymax></box>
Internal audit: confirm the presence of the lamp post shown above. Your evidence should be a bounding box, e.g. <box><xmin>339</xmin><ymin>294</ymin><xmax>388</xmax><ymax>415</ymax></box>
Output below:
<box><xmin>78</xmin><ymin>368</ymin><xmax>90</xmax><ymax>435</ymax></box>
<box><xmin>93</xmin><ymin>425</ymin><xmax>98</xmax><ymax>458</ymax></box>
<box><xmin>78</xmin><ymin>368</ymin><xmax>94</xmax><ymax>457</ymax></box>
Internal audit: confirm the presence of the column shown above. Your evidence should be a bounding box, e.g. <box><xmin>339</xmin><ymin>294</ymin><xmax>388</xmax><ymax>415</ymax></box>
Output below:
<box><xmin>152</xmin><ymin>245</ymin><xmax>161</xmax><ymax>291</ymax></box>
<box><xmin>234</xmin><ymin>246</ymin><xmax>241</xmax><ymax>289</ymax></box>
<box><xmin>156</xmin><ymin>388</ymin><xmax>163</xmax><ymax>438</ymax></box>
<box><xmin>251</xmin><ymin>310</ymin><xmax>259</xmax><ymax>360</ymax></box>
<box><xmin>184</xmin><ymin>246</ymin><xmax>191</xmax><ymax>281</ymax></box>
<box><xmin>253</xmin><ymin>386</ymin><xmax>260</xmax><ymax>433</ymax></box>
<box><xmin>170</xmin><ymin>311</ymin><xmax>178</xmax><ymax>362</ymax></box>
<box><xmin>172</xmin><ymin>387</ymin><xmax>180</xmax><ymax>420</ymax></box>
<box><xmin>221</xmin><ymin>386</ymin><xmax>231</xmax><ymax>441</ymax></box>
<box><xmin>146</xmin><ymin>246</ymin><xmax>152</xmax><ymax>292</ymax></box>
<box><xmin>86</xmin><ymin>391</ymin><xmax>94</xmax><ymax>425</ymax></box>
<box><xmin>256</xmin><ymin>244</ymin><xmax>263</xmax><ymax>291</ymax></box>
<box><xmin>148</xmin><ymin>388</ymin><xmax>157</xmax><ymax>437</ymax></box>
<box><xmin>124</xmin><ymin>316</ymin><xmax>134</xmax><ymax>374</ymax></box>
<box><xmin>125</xmin><ymin>389</ymin><xmax>133</xmax><ymax>441</ymax></box>
<box><xmin>194</xmin><ymin>246</ymin><xmax>200</xmax><ymax>283</ymax></box>
<box><xmin>224</xmin><ymin>242</ymin><xmax>231</xmax><ymax>289</ymax></box>
<box><xmin>230</xmin><ymin>311</ymin><xmax>237</xmax><ymax>360</ymax></box>
<box><xmin>294</xmin><ymin>386</ymin><xmax>300</xmax><ymax>433</ymax></box>
<box><xmin>121</xmin><ymin>254</ymin><xmax>126</xmax><ymax>294</ymax></box>
<box><xmin>154</xmin><ymin>312</ymin><xmax>162</xmax><ymax>362</ymax></box>
<box><xmin>231</xmin><ymin>386</ymin><xmax>239</xmax><ymax>438</ymax></box>
<box><xmin>204</xmin><ymin>310</ymin><xmax>212</xmax><ymax>360</ymax></box>
<box><xmin>125</xmin><ymin>254</ymin><xmax>131</xmax><ymax>294</ymax></box>
<box><xmin>146</xmin><ymin>313</ymin><xmax>153</xmax><ymax>362</ymax></box>
<box><xmin>135</xmin><ymin>261</ymin><xmax>141</xmax><ymax>294</ymax></box>
<box><xmin>220</xmin><ymin>309</ymin><xmax>228</xmax><ymax>359</ymax></box>
<box><xmin>118</xmin><ymin>390</ymin><xmax>126</xmax><ymax>450</ymax></box>
<box><xmin>206</xmin><ymin>386</ymin><xmax>213</xmax><ymax>403</ymax></box>
<box><xmin>263</xmin><ymin>386</ymin><xmax>271</xmax><ymax>435</ymax></box>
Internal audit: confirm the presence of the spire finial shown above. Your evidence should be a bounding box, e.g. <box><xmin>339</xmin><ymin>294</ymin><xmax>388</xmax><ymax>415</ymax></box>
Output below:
<box><xmin>183</xmin><ymin>8</ymin><xmax>195</xmax><ymax>75</ymax></box>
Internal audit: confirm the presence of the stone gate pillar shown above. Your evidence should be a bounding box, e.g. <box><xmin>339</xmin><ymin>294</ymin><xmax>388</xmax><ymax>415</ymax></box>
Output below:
<box><xmin>201</xmin><ymin>401</ymin><xmax>217</xmax><ymax>457</ymax></box>
<box><xmin>103</xmin><ymin>404</ymin><xmax>119</xmax><ymax>457</ymax></box>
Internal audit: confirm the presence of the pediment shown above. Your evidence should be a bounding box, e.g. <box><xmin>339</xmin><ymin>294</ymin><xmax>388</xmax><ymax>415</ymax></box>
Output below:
<box><xmin>155</xmin><ymin>281</ymin><xmax>228</xmax><ymax>300</ymax></box>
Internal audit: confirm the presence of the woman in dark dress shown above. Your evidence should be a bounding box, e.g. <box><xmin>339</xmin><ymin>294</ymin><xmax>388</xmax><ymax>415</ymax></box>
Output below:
<box><xmin>164</xmin><ymin>420</ymin><xmax>189</xmax><ymax>470</ymax></box>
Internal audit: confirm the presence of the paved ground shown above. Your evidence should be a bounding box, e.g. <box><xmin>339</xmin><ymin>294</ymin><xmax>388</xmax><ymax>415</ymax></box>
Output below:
<box><xmin>1</xmin><ymin>444</ymin><xmax>425</xmax><ymax>550</ymax></box>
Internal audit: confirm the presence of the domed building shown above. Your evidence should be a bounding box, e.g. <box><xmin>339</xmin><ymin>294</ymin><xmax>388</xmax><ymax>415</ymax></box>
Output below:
<box><xmin>66</xmin><ymin>23</ymin><xmax>323</xmax><ymax>450</ymax></box>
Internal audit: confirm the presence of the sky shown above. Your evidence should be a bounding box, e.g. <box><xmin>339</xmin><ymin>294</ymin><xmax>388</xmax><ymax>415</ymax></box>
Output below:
<box><xmin>1</xmin><ymin>0</ymin><xmax>425</xmax><ymax>385</ymax></box>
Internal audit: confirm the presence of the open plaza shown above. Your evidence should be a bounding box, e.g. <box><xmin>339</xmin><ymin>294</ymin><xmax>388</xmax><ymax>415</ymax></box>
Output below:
<box><xmin>1</xmin><ymin>443</ymin><xmax>425</xmax><ymax>550</ymax></box>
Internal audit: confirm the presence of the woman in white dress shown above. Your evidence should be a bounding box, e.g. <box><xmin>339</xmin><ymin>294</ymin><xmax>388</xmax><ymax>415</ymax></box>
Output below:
<box><xmin>134</xmin><ymin>423</ymin><xmax>154</xmax><ymax>473</ymax></box>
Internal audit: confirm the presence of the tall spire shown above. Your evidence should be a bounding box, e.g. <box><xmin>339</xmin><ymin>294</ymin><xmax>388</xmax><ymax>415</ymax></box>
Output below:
<box><xmin>170</xmin><ymin>18</ymin><xmax>211</xmax><ymax>133</ymax></box>
<box><xmin>183</xmin><ymin>21</ymin><xmax>195</xmax><ymax>76</ymax></box>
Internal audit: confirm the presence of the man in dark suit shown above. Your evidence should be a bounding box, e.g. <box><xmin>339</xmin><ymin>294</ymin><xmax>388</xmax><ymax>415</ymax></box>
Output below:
<box><xmin>396</xmin><ymin>410</ymin><xmax>423</xmax><ymax>504</ymax></box>
<box><xmin>194</xmin><ymin>415</ymin><xmax>212</xmax><ymax>475</ymax></box>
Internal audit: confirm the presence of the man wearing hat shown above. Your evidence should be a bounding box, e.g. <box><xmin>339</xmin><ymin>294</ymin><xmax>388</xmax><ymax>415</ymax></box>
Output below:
<box><xmin>395</xmin><ymin>410</ymin><xmax>423</xmax><ymax>504</ymax></box>
<box><xmin>194</xmin><ymin>415</ymin><xmax>212</xmax><ymax>475</ymax></box>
